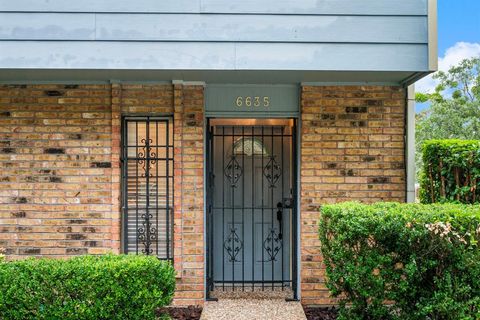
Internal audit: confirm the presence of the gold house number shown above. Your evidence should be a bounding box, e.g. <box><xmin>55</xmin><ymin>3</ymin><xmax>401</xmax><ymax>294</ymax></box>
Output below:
<box><xmin>235</xmin><ymin>96</ymin><xmax>270</xmax><ymax>108</ymax></box>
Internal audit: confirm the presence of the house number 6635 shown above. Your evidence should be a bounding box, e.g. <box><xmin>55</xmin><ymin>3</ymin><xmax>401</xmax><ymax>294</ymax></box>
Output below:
<box><xmin>235</xmin><ymin>96</ymin><xmax>270</xmax><ymax>107</ymax></box>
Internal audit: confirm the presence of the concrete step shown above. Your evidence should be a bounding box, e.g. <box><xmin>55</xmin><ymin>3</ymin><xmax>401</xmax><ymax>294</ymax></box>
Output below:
<box><xmin>200</xmin><ymin>298</ymin><xmax>306</xmax><ymax>320</ymax></box>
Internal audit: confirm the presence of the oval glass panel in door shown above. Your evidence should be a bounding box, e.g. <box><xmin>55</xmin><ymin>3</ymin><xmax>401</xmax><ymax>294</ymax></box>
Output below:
<box><xmin>233</xmin><ymin>137</ymin><xmax>269</xmax><ymax>157</ymax></box>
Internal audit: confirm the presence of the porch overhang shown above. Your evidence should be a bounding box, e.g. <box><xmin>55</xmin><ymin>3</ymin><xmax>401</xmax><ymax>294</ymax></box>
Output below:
<box><xmin>0</xmin><ymin>69</ymin><xmax>430</xmax><ymax>87</ymax></box>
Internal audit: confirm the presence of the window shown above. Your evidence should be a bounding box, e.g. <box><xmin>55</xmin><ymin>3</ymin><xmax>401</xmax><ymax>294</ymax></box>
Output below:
<box><xmin>122</xmin><ymin>117</ymin><xmax>173</xmax><ymax>259</ymax></box>
<box><xmin>232</xmin><ymin>137</ymin><xmax>269</xmax><ymax>157</ymax></box>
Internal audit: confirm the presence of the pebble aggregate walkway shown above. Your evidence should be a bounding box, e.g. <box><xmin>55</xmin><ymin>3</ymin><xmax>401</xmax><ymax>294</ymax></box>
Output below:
<box><xmin>200</xmin><ymin>298</ymin><xmax>307</xmax><ymax>320</ymax></box>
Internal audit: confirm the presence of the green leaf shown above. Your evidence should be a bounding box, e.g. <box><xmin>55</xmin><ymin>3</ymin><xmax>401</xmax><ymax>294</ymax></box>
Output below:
<box><xmin>0</xmin><ymin>255</ymin><xmax>176</xmax><ymax>320</ymax></box>
<box><xmin>319</xmin><ymin>202</ymin><xmax>480</xmax><ymax>320</ymax></box>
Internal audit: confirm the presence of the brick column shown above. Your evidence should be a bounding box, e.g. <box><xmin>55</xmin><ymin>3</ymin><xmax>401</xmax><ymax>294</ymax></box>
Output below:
<box><xmin>173</xmin><ymin>83</ymin><xmax>185</xmax><ymax>275</ymax></box>
<box><xmin>172</xmin><ymin>83</ymin><xmax>205</xmax><ymax>306</ymax></box>
<box><xmin>110</xmin><ymin>83</ymin><xmax>122</xmax><ymax>252</ymax></box>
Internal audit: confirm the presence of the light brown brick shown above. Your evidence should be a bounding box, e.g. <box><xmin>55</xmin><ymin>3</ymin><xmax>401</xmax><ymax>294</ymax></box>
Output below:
<box><xmin>300</xmin><ymin>85</ymin><xmax>406</xmax><ymax>306</ymax></box>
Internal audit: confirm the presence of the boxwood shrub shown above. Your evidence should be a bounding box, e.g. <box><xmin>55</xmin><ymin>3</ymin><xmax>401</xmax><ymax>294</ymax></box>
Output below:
<box><xmin>319</xmin><ymin>202</ymin><xmax>480</xmax><ymax>320</ymax></box>
<box><xmin>0</xmin><ymin>254</ymin><xmax>175</xmax><ymax>320</ymax></box>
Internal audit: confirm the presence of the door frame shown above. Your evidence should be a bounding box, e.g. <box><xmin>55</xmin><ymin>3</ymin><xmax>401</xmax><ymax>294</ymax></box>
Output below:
<box><xmin>204</xmin><ymin>116</ymin><xmax>300</xmax><ymax>301</ymax></box>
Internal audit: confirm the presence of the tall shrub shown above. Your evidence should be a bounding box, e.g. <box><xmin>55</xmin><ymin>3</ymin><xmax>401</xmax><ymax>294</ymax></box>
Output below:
<box><xmin>319</xmin><ymin>202</ymin><xmax>480</xmax><ymax>320</ymax></box>
<box><xmin>420</xmin><ymin>139</ymin><xmax>480</xmax><ymax>204</ymax></box>
<box><xmin>0</xmin><ymin>254</ymin><xmax>175</xmax><ymax>320</ymax></box>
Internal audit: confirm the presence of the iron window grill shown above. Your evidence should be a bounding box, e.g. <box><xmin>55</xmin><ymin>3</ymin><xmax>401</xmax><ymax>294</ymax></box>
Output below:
<box><xmin>121</xmin><ymin>116</ymin><xmax>173</xmax><ymax>259</ymax></box>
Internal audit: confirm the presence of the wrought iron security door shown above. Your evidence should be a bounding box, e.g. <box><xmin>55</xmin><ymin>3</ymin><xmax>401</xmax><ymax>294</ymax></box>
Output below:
<box><xmin>206</xmin><ymin>119</ymin><xmax>298</xmax><ymax>299</ymax></box>
<box><xmin>121</xmin><ymin>117</ymin><xmax>173</xmax><ymax>259</ymax></box>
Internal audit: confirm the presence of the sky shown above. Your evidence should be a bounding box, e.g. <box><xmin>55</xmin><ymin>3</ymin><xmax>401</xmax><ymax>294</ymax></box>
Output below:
<box><xmin>415</xmin><ymin>0</ymin><xmax>480</xmax><ymax>112</ymax></box>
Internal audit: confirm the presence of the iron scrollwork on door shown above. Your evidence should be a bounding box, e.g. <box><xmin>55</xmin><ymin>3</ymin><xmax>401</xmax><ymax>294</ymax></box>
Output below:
<box><xmin>263</xmin><ymin>156</ymin><xmax>281</xmax><ymax>188</ymax></box>
<box><xmin>263</xmin><ymin>228</ymin><xmax>282</xmax><ymax>262</ymax></box>
<box><xmin>224</xmin><ymin>227</ymin><xmax>243</xmax><ymax>262</ymax></box>
<box><xmin>206</xmin><ymin>122</ymin><xmax>297</xmax><ymax>297</ymax></box>
<box><xmin>224</xmin><ymin>155</ymin><xmax>243</xmax><ymax>187</ymax></box>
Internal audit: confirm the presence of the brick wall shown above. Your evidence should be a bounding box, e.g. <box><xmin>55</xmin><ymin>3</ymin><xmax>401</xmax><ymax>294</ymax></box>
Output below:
<box><xmin>0</xmin><ymin>84</ymin><xmax>113</xmax><ymax>257</ymax></box>
<box><xmin>1</xmin><ymin>83</ymin><xmax>406</xmax><ymax>307</ymax></box>
<box><xmin>300</xmin><ymin>85</ymin><xmax>406</xmax><ymax>306</ymax></box>
<box><xmin>0</xmin><ymin>83</ymin><xmax>205</xmax><ymax>305</ymax></box>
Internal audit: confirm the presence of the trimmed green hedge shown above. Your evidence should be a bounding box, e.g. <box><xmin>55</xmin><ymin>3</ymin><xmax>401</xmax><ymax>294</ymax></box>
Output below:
<box><xmin>0</xmin><ymin>254</ymin><xmax>175</xmax><ymax>320</ymax></box>
<box><xmin>420</xmin><ymin>139</ymin><xmax>480</xmax><ymax>204</ymax></box>
<box><xmin>319</xmin><ymin>202</ymin><xmax>480</xmax><ymax>320</ymax></box>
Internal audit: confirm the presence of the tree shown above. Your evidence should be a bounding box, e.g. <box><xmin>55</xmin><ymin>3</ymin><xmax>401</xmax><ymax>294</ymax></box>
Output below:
<box><xmin>416</xmin><ymin>57</ymin><xmax>480</xmax><ymax>176</ymax></box>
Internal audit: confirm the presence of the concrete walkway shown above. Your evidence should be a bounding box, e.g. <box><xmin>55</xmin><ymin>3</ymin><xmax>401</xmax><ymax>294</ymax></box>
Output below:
<box><xmin>200</xmin><ymin>298</ymin><xmax>307</xmax><ymax>320</ymax></box>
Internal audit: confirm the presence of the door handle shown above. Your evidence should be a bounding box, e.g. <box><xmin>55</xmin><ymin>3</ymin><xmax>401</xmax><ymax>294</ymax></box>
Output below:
<box><xmin>283</xmin><ymin>197</ymin><xmax>294</xmax><ymax>209</ymax></box>
<box><xmin>276</xmin><ymin>202</ymin><xmax>283</xmax><ymax>240</ymax></box>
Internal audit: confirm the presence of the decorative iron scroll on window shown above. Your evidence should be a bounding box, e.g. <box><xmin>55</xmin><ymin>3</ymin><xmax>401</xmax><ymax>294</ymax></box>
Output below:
<box><xmin>137</xmin><ymin>137</ymin><xmax>157</xmax><ymax>254</ymax></box>
<box><xmin>263</xmin><ymin>156</ymin><xmax>281</xmax><ymax>188</ymax></box>
<box><xmin>224</xmin><ymin>227</ymin><xmax>243</xmax><ymax>262</ymax></box>
<box><xmin>138</xmin><ymin>213</ymin><xmax>157</xmax><ymax>255</ymax></box>
<box><xmin>263</xmin><ymin>228</ymin><xmax>282</xmax><ymax>262</ymax></box>
<box><xmin>138</xmin><ymin>138</ymin><xmax>156</xmax><ymax>178</ymax></box>
<box><xmin>224</xmin><ymin>155</ymin><xmax>243</xmax><ymax>187</ymax></box>
<box><xmin>123</xmin><ymin>117</ymin><xmax>173</xmax><ymax>259</ymax></box>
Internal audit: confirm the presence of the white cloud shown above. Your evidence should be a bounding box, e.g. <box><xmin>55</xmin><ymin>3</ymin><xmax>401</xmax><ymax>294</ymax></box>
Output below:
<box><xmin>416</xmin><ymin>42</ymin><xmax>480</xmax><ymax>93</ymax></box>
